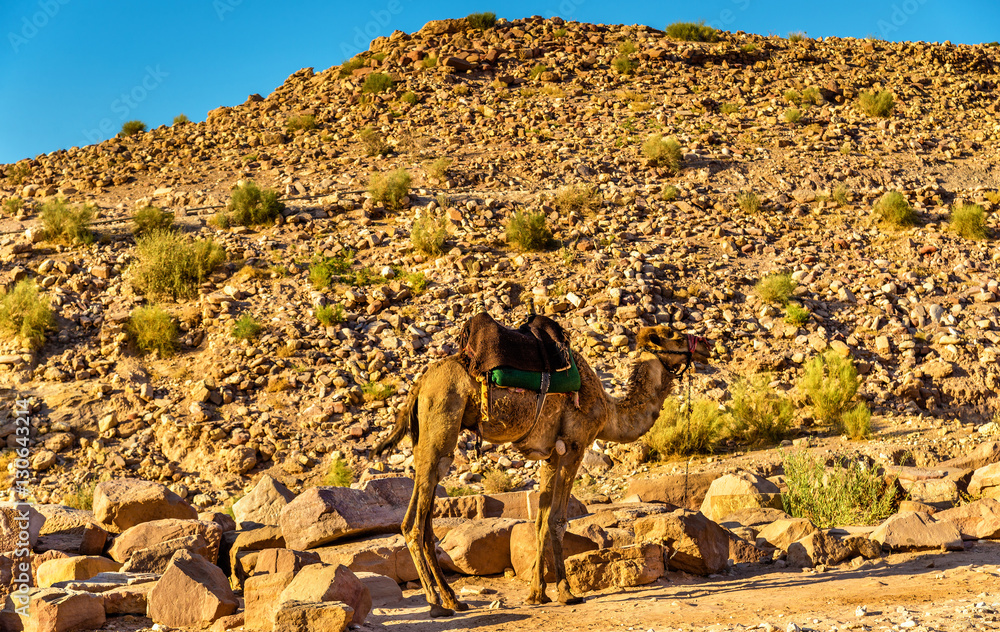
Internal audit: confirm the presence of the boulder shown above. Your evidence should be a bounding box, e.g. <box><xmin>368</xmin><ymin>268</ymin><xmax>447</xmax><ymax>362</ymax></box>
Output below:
<box><xmin>624</xmin><ymin>471</ymin><xmax>718</xmax><ymax>509</ymax></box>
<box><xmin>0</xmin><ymin>502</ymin><xmax>45</xmax><ymax>552</ymax></box>
<box><xmin>102</xmin><ymin>582</ymin><xmax>154</xmax><ymax>615</ymax></box>
<box><xmin>355</xmin><ymin>571</ymin><xmax>403</xmax><ymax>607</ymax></box>
<box><xmin>7</xmin><ymin>587</ymin><xmax>105</xmax><ymax>632</ymax></box>
<box><xmin>438</xmin><ymin>518</ymin><xmax>521</xmax><ymax>576</ymax></box>
<box><xmin>312</xmin><ymin>534</ymin><xmax>418</xmax><ymax>583</ymax></box>
<box><xmin>147</xmin><ymin>550</ymin><xmax>238</xmax><ymax>628</ymax></box>
<box><xmin>941</xmin><ymin>440</ymin><xmax>1000</xmax><ymax>470</ymax></box>
<box><xmin>35</xmin><ymin>506</ymin><xmax>100</xmax><ymax>536</ymax></box>
<box><xmin>36</xmin><ymin>556</ymin><xmax>122</xmax><ymax>588</ymax></box>
<box><xmin>510</xmin><ymin>521</ymin><xmax>599</xmax><ymax>581</ymax></box>
<box><xmin>253</xmin><ymin>548</ymin><xmax>322</xmax><ymax>575</ymax></box>
<box><xmin>755</xmin><ymin>518</ymin><xmax>818</xmax><ymax>550</ymax></box>
<box><xmin>272</xmin><ymin>600</ymin><xmax>354</xmax><ymax>632</ymax></box>
<box><xmin>969</xmin><ymin>463</ymin><xmax>1000</xmax><ymax>498</ymax></box>
<box><xmin>870</xmin><ymin>512</ymin><xmax>964</xmax><ymax>551</ymax></box>
<box><xmin>699</xmin><ymin>472</ymin><xmax>782</xmax><ymax>522</ymax></box>
<box><xmin>565</xmin><ymin>543</ymin><xmax>664</xmax><ymax>593</ymax></box>
<box><xmin>199</xmin><ymin>512</ymin><xmax>237</xmax><ymax>532</ymax></box>
<box><xmin>92</xmin><ymin>479</ymin><xmax>197</xmax><ymax>533</ymax></box>
<box><xmin>226</xmin><ymin>525</ymin><xmax>285</xmax><ymax>589</ymax></box>
<box><xmin>244</xmin><ymin>570</ymin><xmax>296</xmax><ymax>632</ymax></box>
<box><xmin>279</xmin><ymin>564</ymin><xmax>371</xmax><ymax>625</ymax></box>
<box><xmin>718</xmin><ymin>507</ymin><xmax>791</xmax><ymax>528</ymax></box>
<box><xmin>435</xmin><ymin>491</ymin><xmax>587</xmax><ymax>521</ymax></box>
<box><xmin>634</xmin><ymin>509</ymin><xmax>729</xmax><ymax>576</ymax></box>
<box><xmin>232</xmin><ymin>475</ymin><xmax>296</xmax><ymax>527</ymax></box>
<box><xmin>786</xmin><ymin>530</ymin><xmax>854</xmax><ymax>567</ymax></box>
<box><xmin>109</xmin><ymin>519</ymin><xmax>223</xmax><ymax>564</ymax></box>
<box><xmin>120</xmin><ymin>534</ymin><xmax>210</xmax><ymax>573</ymax></box>
<box><xmin>935</xmin><ymin>498</ymin><xmax>1000</xmax><ymax>540</ymax></box>
<box><xmin>572</xmin><ymin>503</ymin><xmax>674</xmax><ymax>530</ymax></box>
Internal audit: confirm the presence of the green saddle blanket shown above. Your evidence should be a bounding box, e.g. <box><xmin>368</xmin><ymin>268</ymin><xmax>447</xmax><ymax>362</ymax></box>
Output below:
<box><xmin>487</xmin><ymin>352</ymin><xmax>581</xmax><ymax>393</ymax></box>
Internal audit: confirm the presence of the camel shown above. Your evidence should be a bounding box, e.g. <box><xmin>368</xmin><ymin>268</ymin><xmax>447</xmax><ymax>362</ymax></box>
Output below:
<box><xmin>372</xmin><ymin>321</ymin><xmax>711</xmax><ymax>618</ymax></box>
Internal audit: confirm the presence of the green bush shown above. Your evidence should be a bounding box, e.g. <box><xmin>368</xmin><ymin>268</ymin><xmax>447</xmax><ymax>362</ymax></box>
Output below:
<box><xmin>0</xmin><ymin>280</ymin><xmax>53</xmax><ymax>349</ymax></box>
<box><xmin>362</xmin><ymin>380</ymin><xmax>396</xmax><ymax>401</ymax></box>
<box><xmin>466</xmin><ymin>11</ymin><xmax>497</xmax><ymax>29</ymax></box>
<box><xmin>874</xmin><ymin>190</ymin><xmax>917</xmax><ymax>228</ymax></box>
<box><xmin>483</xmin><ymin>468</ymin><xmax>514</xmax><ymax>493</ymax></box>
<box><xmin>131</xmin><ymin>229</ymin><xmax>226</xmax><ymax>300</ymax></box>
<box><xmin>727</xmin><ymin>374</ymin><xmax>794</xmax><ymax>447</ymax></box>
<box><xmin>400</xmin><ymin>90</ymin><xmax>419</xmax><ymax>105</ymax></box>
<box><xmin>322</xmin><ymin>458</ymin><xmax>354</xmax><ymax>487</ymax></box>
<box><xmin>61</xmin><ymin>480</ymin><xmax>97</xmax><ymax>510</ymax></box>
<box><xmin>316</xmin><ymin>303</ymin><xmax>345</xmax><ymax>326</ymax></box>
<box><xmin>832</xmin><ymin>184</ymin><xmax>849</xmax><ymax>206</ymax></box>
<box><xmin>781</xmin><ymin>451</ymin><xmax>897</xmax><ymax>528</ymax></box>
<box><xmin>645</xmin><ymin>396</ymin><xmax>726</xmax><ymax>458</ymax></box>
<box><xmin>411</xmin><ymin>212</ymin><xmax>449</xmax><ymax>255</ymax></box>
<box><xmin>172</xmin><ymin>114</ymin><xmax>190</xmax><ymax>125</ymax></box>
<box><xmin>505</xmin><ymin>209</ymin><xmax>553</xmax><ymax>251</ymax></box>
<box><xmin>368</xmin><ymin>169</ymin><xmax>411</xmax><ymax>209</ymax></box>
<box><xmin>421</xmin><ymin>56</ymin><xmax>438</xmax><ymax>69</ymax></box>
<box><xmin>755</xmin><ymin>272</ymin><xmax>796</xmax><ymax>305</ymax></box>
<box><xmin>232</xmin><ymin>313</ymin><xmax>262</xmax><ymax>340</ymax></box>
<box><xmin>309</xmin><ymin>252</ymin><xmax>353</xmax><ymax>289</ymax></box>
<box><xmin>554</xmin><ymin>28</ymin><xmax>567</xmax><ymax>38</ymax></box>
<box><xmin>554</xmin><ymin>185</ymin><xmax>602</xmax><ymax>216</ymax></box>
<box><xmin>950</xmin><ymin>203</ymin><xmax>988</xmax><ymax>239</ymax></box>
<box><xmin>5</xmin><ymin>163</ymin><xmax>31</xmax><ymax>185</ymax></box>
<box><xmin>858</xmin><ymin>90</ymin><xmax>894</xmax><ymax>118</ymax></box>
<box><xmin>642</xmin><ymin>135</ymin><xmax>683</xmax><ymax>172</ymax></box>
<box><xmin>662</xmin><ymin>185</ymin><xmax>679</xmax><ymax>201</ymax></box>
<box><xmin>842</xmin><ymin>403</ymin><xmax>873</xmax><ymax>439</ymax></box>
<box><xmin>286</xmin><ymin>114</ymin><xmax>317</xmax><ymax>132</ymax></box>
<box><xmin>121</xmin><ymin>120</ymin><xmax>147</xmax><ymax>137</ymax></box>
<box><xmin>529</xmin><ymin>63</ymin><xmax>547</xmax><ymax>80</ymax></box>
<box><xmin>427</xmin><ymin>157</ymin><xmax>451</xmax><ymax>180</ymax></box>
<box><xmin>359</xmin><ymin>126</ymin><xmax>389</xmax><ymax>156</ymax></box>
<box><xmin>788</xmin><ymin>31</ymin><xmax>806</xmax><ymax>42</ymax></box>
<box><xmin>736</xmin><ymin>191</ymin><xmax>761</xmax><ymax>214</ymax></box>
<box><xmin>339</xmin><ymin>57</ymin><xmax>365</xmax><ymax>78</ymax></box>
<box><xmin>224</xmin><ymin>180</ymin><xmax>284</xmax><ymax>226</ymax></box>
<box><xmin>128</xmin><ymin>305</ymin><xmax>179</xmax><ymax>357</ymax></box>
<box><xmin>362</xmin><ymin>72</ymin><xmax>393</xmax><ymax>94</ymax></box>
<box><xmin>783</xmin><ymin>108</ymin><xmax>802</xmax><ymax>124</ymax></box>
<box><xmin>40</xmin><ymin>199</ymin><xmax>94</xmax><ymax>245</ymax></box>
<box><xmin>665</xmin><ymin>21</ymin><xmax>719</xmax><ymax>42</ymax></box>
<box><xmin>2</xmin><ymin>197</ymin><xmax>24</xmax><ymax>215</ymax></box>
<box><xmin>801</xmin><ymin>351</ymin><xmax>861</xmax><ymax>429</ymax></box>
<box><xmin>132</xmin><ymin>206</ymin><xmax>174</xmax><ymax>238</ymax></box>
<box><xmin>613</xmin><ymin>55</ymin><xmax>637</xmax><ymax>75</ymax></box>
<box><xmin>785</xmin><ymin>302</ymin><xmax>810</xmax><ymax>326</ymax></box>
<box><xmin>720</xmin><ymin>102</ymin><xmax>740</xmax><ymax>115</ymax></box>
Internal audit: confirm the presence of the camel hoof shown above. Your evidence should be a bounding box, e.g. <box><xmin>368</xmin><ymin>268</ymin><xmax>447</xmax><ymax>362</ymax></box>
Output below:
<box><xmin>429</xmin><ymin>604</ymin><xmax>455</xmax><ymax>618</ymax></box>
<box><xmin>527</xmin><ymin>592</ymin><xmax>552</xmax><ymax>605</ymax></box>
<box><xmin>453</xmin><ymin>601</ymin><xmax>470</xmax><ymax>612</ymax></box>
<box><xmin>560</xmin><ymin>594</ymin><xmax>584</xmax><ymax>606</ymax></box>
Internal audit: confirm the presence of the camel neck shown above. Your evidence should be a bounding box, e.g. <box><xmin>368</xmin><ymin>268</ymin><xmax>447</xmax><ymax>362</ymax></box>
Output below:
<box><xmin>598</xmin><ymin>352</ymin><xmax>676</xmax><ymax>443</ymax></box>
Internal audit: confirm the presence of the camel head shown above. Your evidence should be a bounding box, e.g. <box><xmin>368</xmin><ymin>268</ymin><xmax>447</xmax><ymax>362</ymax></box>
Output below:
<box><xmin>635</xmin><ymin>326</ymin><xmax>712</xmax><ymax>374</ymax></box>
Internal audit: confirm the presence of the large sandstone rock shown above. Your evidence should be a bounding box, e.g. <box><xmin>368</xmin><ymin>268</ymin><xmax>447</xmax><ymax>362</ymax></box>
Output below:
<box><xmin>941</xmin><ymin>441</ymin><xmax>1000</xmax><ymax>470</ymax></box>
<box><xmin>226</xmin><ymin>525</ymin><xmax>285</xmax><ymax>589</ymax></box>
<box><xmin>438</xmin><ymin>518</ymin><xmax>521</xmax><ymax>576</ymax></box>
<box><xmin>244</xmin><ymin>570</ymin><xmax>295</xmax><ymax>632</ymax></box>
<box><xmin>870</xmin><ymin>512</ymin><xmax>964</xmax><ymax>551</ymax></box>
<box><xmin>8</xmin><ymin>587</ymin><xmax>105</xmax><ymax>632</ymax></box>
<box><xmin>719</xmin><ymin>507</ymin><xmax>791</xmax><ymax>528</ymax></box>
<box><xmin>935</xmin><ymin>498</ymin><xmax>1000</xmax><ymax>540</ymax></box>
<box><xmin>232</xmin><ymin>475</ymin><xmax>296</xmax><ymax>527</ymax></box>
<box><xmin>36</xmin><ymin>556</ymin><xmax>121</xmax><ymax>588</ymax></box>
<box><xmin>755</xmin><ymin>518</ymin><xmax>818</xmax><ymax>550</ymax></box>
<box><xmin>786</xmin><ymin>530</ymin><xmax>855</xmax><ymax>567</ymax></box>
<box><xmin>510</xmin><ymin>521</ymin><xmax>599</xmax><ymax>581</ymax></box>
<box><xmin>624</xmin><ymin>471</ymin><xmax>718</xmax><ymax>509</ymax></box>
<box><xmin>355</xmin><ymin>571</ymin><xmax>403</xmax><ymax>607</ymax></box>
<box><xmin>35</xmin><ymin>506</ymin><xmax>100</xmax><ymax>536</ymax></box>
<box><xmin>279</xmin><ymin>564</ymin><xmax>371</xmax><ymax>625</ymax></box>
<box><xmin>969</xmin><ymin>463</ymin><xmax>1000</xmax><ymax>498</ymax></box>
<box><xmin>434</xmin><ymin>491</ymin><xmax>587</xmax><ymax>521</ymax></box>
<box><xmin>108</xmin><ymin>518</ymin><xmax>222</xmax><ymax>564</ymax></box>
<box><xmin>699</xmin><ymin>472</ymin><xmax>782</xmax><ymax>522</ymax></box>
<box><xmin>565</xmin><ymin>543</ymin><xmax>664</xmax><ymax>593</ymax></box>
<box><xmin>93</xmin><ymin>479</ymin><xmax>196</xmax><ymax>533</ymax></box>
<box><xmin>102</xmin><ymin>582</ymin><xmax>154</xmax><ymax>615</ymax></box>
<box><xmin>634</xmin><ymin>509</ymin><xmax>729</xmax><ymax>576</ymax></box>
<box><xmin>147</xmin><ymin>550</ymin><xmax>238</xmax><ymax>628</ymax></box>
<box><xmin>312</xmin><ymin>534</ymin><xmax>418</xmax><ymax>583</ymax></box>
<box><xmin>272</xmin><ymin>600</ymin><xmax>354</xmax><ymax>632</ymax></box>
<box><xmin>120</xmin><ymin>534</ymin><xmax>210</xmax><ymax>573</ymax></box>
<box><xmin>253</xmin><ymin>548</ymin><xmax>322</xmax><ymax>575</ymax></box>
<box><xmin>0</xmin><ymin>503</ymin><xmax>45</xmax><ymax>552</ymax></box>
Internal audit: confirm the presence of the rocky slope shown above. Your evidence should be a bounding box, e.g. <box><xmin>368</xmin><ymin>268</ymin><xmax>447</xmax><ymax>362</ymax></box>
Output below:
<box><xmin>0</xmin><ymin>15</ymin><xmax>999</xmax><ymax>509</ymax></box>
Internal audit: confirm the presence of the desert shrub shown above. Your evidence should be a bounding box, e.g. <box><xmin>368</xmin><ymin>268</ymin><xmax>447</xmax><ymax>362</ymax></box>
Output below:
<box><xmin>832</xmin><ymin>184</ymin><xmax>849</xmax><ymax>206</ymax></box>
<box><xmin>874</xmin><ymin>190</ymin><xmax>917</xmax><ymax>228</ymax></box>
<box><xmin>359</xmin><ymin>126</ymin><xmax>389</xmax><ymax>156</ymax></box>
<box><xmin>411</xmin><ymin>212</ymin><xmax>449</xmax><ymax>255</ymax></box>
<box><xmin>322</xmin><ymin>458</ymin><xmax>354</xmax><ymax>487</ymax></box>
<box><xmin>950</xmin><ymin>203</ymin><xmax>987</xmax><ymax>239</ymax></box>
<box><xmin>421</xmin><ymin>56</ymin><xmax>438</xmax><ymax>69</ymax></box>
<box><xmin>646</xmin><ymin>396</ymin><xmax>726</xmax><ymax>458</ymax></box>
<box><xmin>613</xmin><ymin>55</ymin><xmax>637</xmax><ymax>75</ymax></box>
<box><xmin>446</xmin><ymin>485</ymin><xmax>476</xmax><ymax>496</ymax></box>
<box><xmin>642</xmin><ymin>135</ymin><xmax>683</xmax><ymax>172</ymax></box>
<box><xmin>132</xmin><ymin>206</ymin><xmax>173</xmax><ymax>237</ymax></box>
<box><xmin>224</xmin><ymin>180</ymin><xmax>284</xmax><ymax>226</ymax></box>
<box><xmin>232</xmin><ymin>313</ymin><xmax>262</xmax><ymax>340</ymax></box>
<box><xmin>131</xmin><ymin>229</ymin><xmax>226</xmax><ymax>300</ymax></box>
<box><xmin>62</xmin><ymin>480</ymin><xmax>97</xmax><ymax>510</ymax></box>
<box><xmin>857</xmin><ymin>90</ymin><xmax>894</xmax><ymax>118</ymax></box>
<box><xmin>368</xmin><ymin>169</ymin><xmax>411</xmax><ymax>209</ymax></box>
<box><xmin>801</xmin><ymin>351</ymin><xmax>861</xmax><ymax>429</ymax></box>
<box><xmin>755</xmin><ymin>272</ymin><xmax>795</xmax><ymax>305</ymax></box>
<box><xmin>362</xmin><ymin>380</ymin><xmax>396</xmax><ymax>401</ymax></box>
<box><xmin>427</xmin><ymin>157</ymin><xmax>451</xmax><ymax>180</ymax></box>
<box><xmin>483</xmin><ymin>468</ymin><xmax>514</xmax><ymax>493</ymax></box>
<box><xmin>741</xmin><ymin>43</ymin><xmax>757</xmax><ymax>53</ymax></box>
<box><xmin>618</xmin><ymin>40</ymin><xmax>637</xmax><ymax>55</ymax></box>
<box><xmin>172</xmin><ymin>114</ymin><xmax>190</xmax><ymax>125</ymax></box>
<box><xmin>727</xmin><ymin>374</ymin><xmax>794</xmax><ymax>447</ymax></box>
<box><xmin>788</xmin><ymin>31</ymin><xmax>806</xmax><ymax>42</ymax></box>
<box><xmin>0</xmin><ymin>280</ymin><xmax>53</xmax><ymax>349</ymax></box>
<box><xmin>720</xmin><ymin>102</ymin><xmax>739</xmax><ymax>115</ymax></box>
<box><xmin>661</xmin><ymin>185</ymin><xmax>679</xmax><ymax>201</ymax></box>
<box><xmin>2</xmin><ymin>197</ymin><xmax>24</xmax><ymax>215</ymax></box>
<box><xmin>399</xmin><ymin>270</ymin><xmax>427</xmax><ymax>293</ymax></box>
<box><xmin>40</xmin><ymin>199</ymin><xmax>94</xmax><ymax>245</ymax></box>
<box><xmin>400</xmin><ymin>90</ymin><xmax>418</xmax><ymax>105</ymax></box>
<box><xmin>128</xmin><ymin>305</ymin><xmax>179</xmax><ymax>357</ymax></box>
<box><xmin>362</xmin><ymin>72</ymin><xmax>393</xmax><ymax>94</ymax></box>
<box><xmin>309</xmin><ymin>252</ymin><xmax>353</xmax><ymax>289</ymax></box>
<box><xmin>466</xmin><ymin>11</ymin><xmax>497</xmax><ymax>29</ymax></box>
<box><xmin>316</xmin><ymin>303</ymin><xmax>345</xmax><ymax>326</ymax></box>
<box><xmin>554</xmin><ymin>185</ymin><xmax>602</xmax><ymax>216</ymax></box>
<box><xmin>286</xmin><ymin>114</ymin><xmax>317</xmax><ymax>132</ymax></box>
<box><xmin>554</xmin><ymin>28</ymin><xmax>567</xmax><ymax>37</ymax></box>
<box><xmin>736</xmin><ymin>191</ymin><xmax>761</xmax><ymax>214</ymax></box>
<box><xmin>529</xmin><ymin>63</ymin><xmax>547</xmax><ymax>80</ymax></box>
<box><xmin>781</xmin><ymin>451</ymin><xmax>897</xmax><ymax>528</ymax></box>
<box><xmin>505</xmin><ymin>209</ymin><xmax>552</xmax><ymax>251</ymax></box>
<box><xmin>121</xmin><ymin>120</ymin><xmax>147</xmax><ymax>137</ymax></box>
<box><xmin>6</xmin><ymin>163</ymin><xmax>31</xmax><ymax>185</ymax></box>
<box><xmin>801</xmin><ymin>86</ymin><xmax>822</xmax><ymax>105</ymax></box>
<box><xmin>842</xmin><ymin>403</ymin><xmax>873</xmax><ymax>439</ymax></box>
<box><xmin>785</xmin><ymin>302</ymin><xmax>810</xmax><ymax>326</ymax></box>
<box><xmin>783</xmin><ymin>108</ymin><xmax>802</xmax><ymax>124</ymax></box>
<box><xmin>665</xmin><ymin>21</ymin><xmax>718</xmax><ymax>42</ymax></box>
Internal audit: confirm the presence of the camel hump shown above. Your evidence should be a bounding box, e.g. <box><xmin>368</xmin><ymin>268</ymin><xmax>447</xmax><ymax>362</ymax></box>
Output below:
<box><xmin>458</xmin><ymin>312</ymin><xmax>572</xmax><ymax>375</ymax></box>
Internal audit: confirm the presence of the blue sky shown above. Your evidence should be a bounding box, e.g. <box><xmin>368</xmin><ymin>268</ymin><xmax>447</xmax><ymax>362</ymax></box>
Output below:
<box><xmin>1</xmin><ymin>0</ymin><xmax>997</xmax><ymax>165</ymax></box>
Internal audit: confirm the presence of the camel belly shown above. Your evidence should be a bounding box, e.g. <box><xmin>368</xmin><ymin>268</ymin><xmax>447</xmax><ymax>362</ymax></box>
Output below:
<box><xmin>478</xmin><ymin>388</ymin><xmax>563</xmax><ymax>460</ymax></box>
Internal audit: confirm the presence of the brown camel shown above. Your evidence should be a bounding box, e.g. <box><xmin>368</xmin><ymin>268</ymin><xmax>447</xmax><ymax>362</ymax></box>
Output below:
<box><xmin>372</xmin><ymin>324</ymin><xmax>711</xmax><ymax>617</ymax></box>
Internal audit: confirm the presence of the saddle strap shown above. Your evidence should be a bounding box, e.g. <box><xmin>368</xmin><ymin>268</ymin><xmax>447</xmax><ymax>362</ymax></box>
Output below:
<box><xmin>533</xmin><ymin>372</ymin><xmax>551</xmax><ymax>424</ymax></box>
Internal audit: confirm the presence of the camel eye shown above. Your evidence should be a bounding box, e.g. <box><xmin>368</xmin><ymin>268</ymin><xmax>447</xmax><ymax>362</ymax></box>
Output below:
<box><xmin>646</xmin><ymin>333</ymin><xmax>661</xmax><ymax>347</ymax></box>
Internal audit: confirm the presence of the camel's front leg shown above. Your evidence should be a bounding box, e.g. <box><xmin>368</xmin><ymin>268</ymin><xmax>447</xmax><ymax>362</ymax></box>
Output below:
<box><xmin>527</xmin><ymin>458</ymin><xmax>557</xmax><ymax>604</ymax></box>
<box><xmin>550</xmin><ymin>446</ymin><xmax>586</xmax><ymax>605</ymax></box>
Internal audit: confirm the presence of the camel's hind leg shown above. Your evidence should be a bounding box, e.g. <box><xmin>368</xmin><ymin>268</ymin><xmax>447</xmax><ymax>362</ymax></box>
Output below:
<box><xmin>527</xmin><ymin>457</ymin><xmax>558</xmax><ymax>604</ymax></box>
<box><xmin>401</xmin><ymin>469</ymin><xmax>452</xmax><ymax>617</ymax></box>
<box><xmin>423</xmin><ymin>502</ymin><xmax>468</xmax><ymax>612</ymax></box>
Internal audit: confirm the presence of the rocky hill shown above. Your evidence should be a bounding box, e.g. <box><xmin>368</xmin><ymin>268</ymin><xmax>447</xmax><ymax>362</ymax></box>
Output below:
<box><xmin>1</xmin><ymin>14</ymin><xmax>1000</xmax><ymax>511</ymax></box>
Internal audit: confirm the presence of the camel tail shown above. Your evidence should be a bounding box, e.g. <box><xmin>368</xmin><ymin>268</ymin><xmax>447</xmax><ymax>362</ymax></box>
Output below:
<box><xmin>370</xmin><ymin>382</ymin><xmax>419</xmax><ymax>459</ymax></box>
